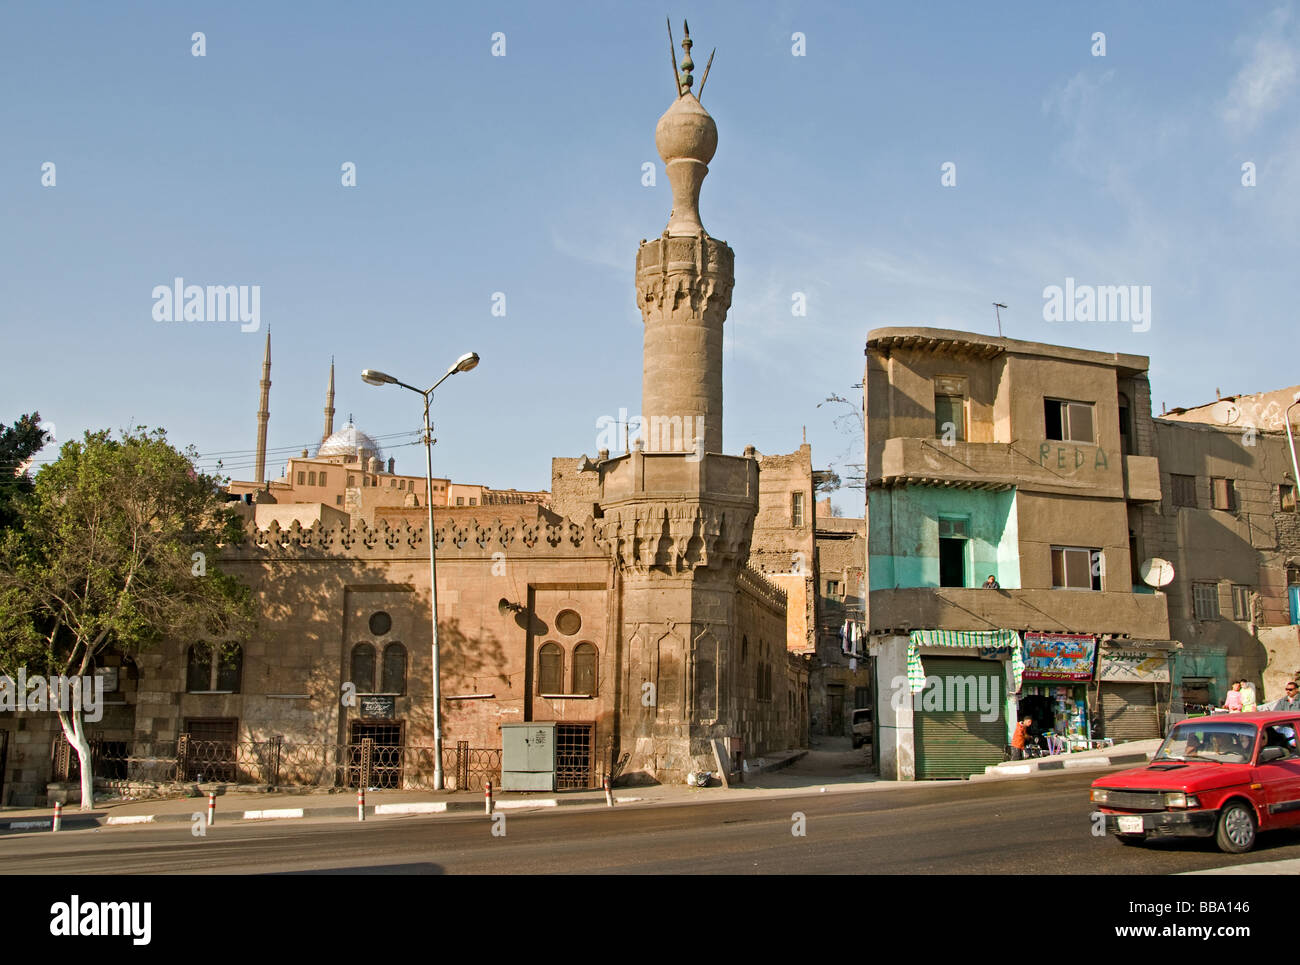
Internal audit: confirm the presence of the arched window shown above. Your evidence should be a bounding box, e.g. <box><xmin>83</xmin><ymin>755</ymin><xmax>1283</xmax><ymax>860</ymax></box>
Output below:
<box><xmin>186</xmin><ymin>644</ymin><xmax>212</xmax><ymax>692</ymax></box>
<box><xmin>382</xmin><ymin>643</ymin><xmax>407</xmax><ymax>695</ymax></box>
<box><xmin>538</xmin><ymin>642</ymin><xmax>563</xmax><ymax>695</ymax></box>
<box><xmin>215</xmin><ymin>644</ymin><xmax>242</xmax><ymax>693</ymax></box>
<box><xmin>572</xmin><ymin>643</ymin><xmax>597</xmax><ymax>696</ymax></box>
<box><xmin>352</xmin><ymin>643</ymin><xmax>376</xmax><ymax>693</ymax></box>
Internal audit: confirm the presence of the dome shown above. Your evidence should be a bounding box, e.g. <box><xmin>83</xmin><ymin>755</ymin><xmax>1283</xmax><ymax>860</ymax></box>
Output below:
<box><xmin>317</xmin><ymin>420</ymin><xmax>382</xmax><ymax>464</ymax></box>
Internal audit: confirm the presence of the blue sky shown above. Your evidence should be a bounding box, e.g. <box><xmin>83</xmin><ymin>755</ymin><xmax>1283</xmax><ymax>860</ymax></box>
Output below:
<box><xmin>3</xmin><ymin>1</ymin><xmax>1297</xmax><ymax>504</ymax></box>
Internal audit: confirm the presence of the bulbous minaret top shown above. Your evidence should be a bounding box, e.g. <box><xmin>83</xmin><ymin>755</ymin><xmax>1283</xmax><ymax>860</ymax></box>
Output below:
<box><xmin>658</xmin><ymin>20</ymin><xmax>718</xmax><ymax>236</ymax></box>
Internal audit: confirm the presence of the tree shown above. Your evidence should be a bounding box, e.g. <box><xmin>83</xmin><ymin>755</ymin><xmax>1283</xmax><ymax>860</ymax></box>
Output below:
<box><xmin>0</xmin><ymin>412</ymin><xmax>50</xmax><ymax>530</ymax></box>
<box><xmin>0</xmin><ymin>427</ymin><xmax>253</xmax><ymax>809</ymax></box>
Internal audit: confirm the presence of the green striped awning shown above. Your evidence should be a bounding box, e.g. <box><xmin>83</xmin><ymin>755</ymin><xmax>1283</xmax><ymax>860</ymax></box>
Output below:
<box><xmin>908</xmin><ymin>629</ymin><xmax>1023</xmax><ymax>694</ymax></box>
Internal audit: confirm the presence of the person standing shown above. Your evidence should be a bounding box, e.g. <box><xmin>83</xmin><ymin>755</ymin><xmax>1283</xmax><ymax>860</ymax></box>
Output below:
<box><xmin>1010</xmin><ymin>714</ymin><xmax>1032</xmax><ymax>760</ymax></box>
<box><xmin>1266</xmin><ymin>681</ymin><xmax>1300</xmax><ymax>712</ymax></box>
<box><xmin>1224</xmin><ymin>681</ymin><xmax>1243</xmax><ymax>713</ymax></box>
<box><xmin>1241</xmin><ymin>679</ymin><xmax>1258</xmax><ymax>713</ymax></box>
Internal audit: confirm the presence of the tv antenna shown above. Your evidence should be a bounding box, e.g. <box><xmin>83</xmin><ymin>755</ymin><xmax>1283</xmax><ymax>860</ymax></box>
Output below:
<box><xmin>993</xmin><ymin>302</ymin><xmax>1007</xmax><ymax>338</ymax></box>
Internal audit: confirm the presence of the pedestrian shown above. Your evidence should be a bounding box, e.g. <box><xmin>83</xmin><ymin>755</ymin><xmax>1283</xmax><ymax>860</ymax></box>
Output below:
<box><xmin>983</xmin><ymin>574</ymin><xmax>1000</xmax><ymax>589</ymax></box>
<box><xmin>1009</xmin><ymin>714</ymin><xmax>1032</xmax><ymax>761</ymax></box>
<box><xmin>1266</xmin><ymin>681</ymin><xmax>1300</xmax><ymax>712</ymax></box>
<box><xmin>1224</xmin><ymin>681</ymin><xmax>1243</xmax><ymax>713</ymax></box>
<box><xmin>1241</xmin><ymin>679</ymin><xmax>1257</xmax><ymax>713</ymax></box>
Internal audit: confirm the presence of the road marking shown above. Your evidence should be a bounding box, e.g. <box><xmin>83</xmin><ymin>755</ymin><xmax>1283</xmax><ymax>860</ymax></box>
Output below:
<box><xmin>7</xmin><ymin>821</ymin><xmax>53</xmax><ymax>829</ymax></box>
<box><xmin>374</xmin><ymin>802</ymin><xmax>449</xmax><ymax>815</ymax></box>
<box><xmin>1062</xmin><ymin>758</ymin><xmax>1110</xmax><ymax>770</ymax></box>
<box><xmin>106</xmin><ymin>815</ymin><xmax>155</xmax><ymax>825</ymax></box>
<box><xmin>996</xmin><ymin>764</ymin><xmax>1032</xmax><ymax>775</ymax></box>
<box><xmin>242</xmin><ymin>808</ymin><xmax>305</xmax><ymax>820</ymax></box>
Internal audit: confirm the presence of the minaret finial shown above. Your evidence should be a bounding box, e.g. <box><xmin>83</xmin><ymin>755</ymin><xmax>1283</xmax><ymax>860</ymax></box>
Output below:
<box><xmin>679</xmin><ymin>20</ymin><xmax>694</xmax><ymax>92</ymax></box>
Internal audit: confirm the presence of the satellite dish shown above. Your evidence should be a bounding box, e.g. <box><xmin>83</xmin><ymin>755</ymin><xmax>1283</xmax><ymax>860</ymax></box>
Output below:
<box><xmin>1211</xmin><ymin>401</ymin><xmax>1240</xmax><ymax>425</ymax></box>
<box><xmin>1140</xmin><ymin>558</ymin><xmax>1175</xmax><ymax>588</ymax></box>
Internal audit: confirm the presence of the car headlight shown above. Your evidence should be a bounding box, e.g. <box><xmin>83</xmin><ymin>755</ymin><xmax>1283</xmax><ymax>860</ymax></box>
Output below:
<box><xmin>1163</xmin><ymin>792</ymin><xmax>1200</xmax><ymax>808</ymax></box>
<box><xmin>1091</xmin><ymin>788</ymin><xmax>1109</xmax><ymax>803</ymax></box>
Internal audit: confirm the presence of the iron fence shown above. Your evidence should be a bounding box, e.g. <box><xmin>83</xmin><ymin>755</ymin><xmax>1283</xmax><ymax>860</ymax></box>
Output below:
<box><xmin>52</xmin><ymin>736</ymin><xmax>501</xmax><ymax>791</ymax></box>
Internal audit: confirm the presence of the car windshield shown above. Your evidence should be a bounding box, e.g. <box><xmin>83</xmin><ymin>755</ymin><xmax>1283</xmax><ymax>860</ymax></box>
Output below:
<box><xmin>1155</xmin><ymin>720</ymin><xmax>1257</xmax><ymax>764</ymax></box>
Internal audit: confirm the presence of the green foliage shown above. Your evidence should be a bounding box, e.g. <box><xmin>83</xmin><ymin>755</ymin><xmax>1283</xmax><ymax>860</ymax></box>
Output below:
<box><xmin>0</xmin><ymin>426</ymin><xmax>253</xmax><ymax>679</ymax></box>
<box><xmin>0</xmin><ymin>412</ymin><xmax>49</xmax><ymax>530</ymax></box>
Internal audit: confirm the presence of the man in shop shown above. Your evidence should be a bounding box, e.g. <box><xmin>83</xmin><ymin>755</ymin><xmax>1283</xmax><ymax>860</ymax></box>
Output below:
<box><xmin>1009</xmin><ymin>714</ymin><xmax>1033</xmax><ymax>760</ymax></box>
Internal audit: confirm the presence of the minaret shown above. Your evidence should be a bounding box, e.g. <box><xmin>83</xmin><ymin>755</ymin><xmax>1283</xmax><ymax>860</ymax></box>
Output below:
<box><xmin>637</xmin><ymin>20</ymin><xmax>732</xmax><ymax>455</ymax></box>
<box><xmin>598</xmin><ymin>24</ymin><xmax>758</xmax><ymax>786</ymax></box>
<box><xmin>254</xmin><ymin>329</ymin><xmax>271</xmax><ymax>484</ymax></box>
<box><xmin>322</xmin><ymin>357</ymin><xmax>336</xmax><ymax>444</ymax></box>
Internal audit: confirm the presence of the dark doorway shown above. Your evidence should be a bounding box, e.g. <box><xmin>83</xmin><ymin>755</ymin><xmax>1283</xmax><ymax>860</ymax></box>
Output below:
<box><xmin>555</xmin><ymin>723</ymin><xmax>595</xmax><ymax>789</ymax></box>
<box><xmin>183</xmin><ymin>717</ymin><xmax>239</xmax><ymax>782</ymax></box>
<box><xmin>826</xmin><ymin>684</ymin><xmax>845</xmax><ymax>736</ymax></box>
<box><xmin>349</xmin><ymin>720</ymin><xmax>405</xmax><ymax>789</ymax></box>
<box><xmin>939</xmin><ymin>538</ymin><xmax>967</xmax><ymax>587</ymax></box>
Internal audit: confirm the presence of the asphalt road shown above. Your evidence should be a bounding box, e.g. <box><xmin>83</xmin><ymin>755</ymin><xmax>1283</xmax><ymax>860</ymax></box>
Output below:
<box><xmin>5</xmin><ymin>771</ymin><xmax>1300</xmax><ymax>874</ymax></box>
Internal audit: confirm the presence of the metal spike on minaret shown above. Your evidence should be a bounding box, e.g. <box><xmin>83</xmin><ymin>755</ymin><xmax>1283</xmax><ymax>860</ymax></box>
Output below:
<box><xmin>254</xmin><ymin>328</ymin><xmax>271</xmax><ymax>484</ymax></box>
<box><xmin>679</xmin><ymin>20</ymin><xmax>694</xmax><ymax>91</ymax></box>
<box><xmin>323</xmin><ymin>356</ymin><xmax>336</xmax><ymax>444</ymax></box>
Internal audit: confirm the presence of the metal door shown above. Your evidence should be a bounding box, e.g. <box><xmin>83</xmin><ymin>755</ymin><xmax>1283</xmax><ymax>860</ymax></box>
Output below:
<box><xmin>1101</xmin><ymin>684</ymin><xmax>1160</xmax><ymax>741</ymax></box>
<box><xmin>913</xmin><ymin>658</ymin><xmax>1006</xmax><ymax>780</ymax></box>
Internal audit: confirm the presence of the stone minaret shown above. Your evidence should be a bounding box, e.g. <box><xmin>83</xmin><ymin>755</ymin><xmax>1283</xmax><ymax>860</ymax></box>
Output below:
<box><xmin>598</xmin><ymin>24</ymin><xmax>759</xmax><ymax>785</ymax></box>
<box><xmin>254</xmin><ymin>329</ymin><xmax>271</xmax><ymax>484</ymax></box>
<box><xmin>636</xmin><ymin>24</ymin><xmax>733</xmax><ymax>456</ymax></box>
<box><xmin>322</xmin><ymin>357</ymin><xmax>336</xmax><ymax>444</ymax></box>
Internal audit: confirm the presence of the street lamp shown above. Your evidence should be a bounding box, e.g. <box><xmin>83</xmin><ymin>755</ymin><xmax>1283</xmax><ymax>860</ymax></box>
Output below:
<box><xmin>361</xmin><ymin>351</ymin><xmax>480</xmax><ymax>790</ymax></box>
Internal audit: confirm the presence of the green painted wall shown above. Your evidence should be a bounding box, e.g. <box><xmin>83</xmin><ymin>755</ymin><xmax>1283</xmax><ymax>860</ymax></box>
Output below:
<box><xmin>869</xmin><ymin>486</ymin><xmax>1021</xmax><ymax>590</ymax></box>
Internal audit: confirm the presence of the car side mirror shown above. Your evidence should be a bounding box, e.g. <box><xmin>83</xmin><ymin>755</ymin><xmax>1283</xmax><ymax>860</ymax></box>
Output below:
<box><xmin>1259</xmin><ymin>746</ymin><xmax>1286</xmax><ymax>764</ymax></box>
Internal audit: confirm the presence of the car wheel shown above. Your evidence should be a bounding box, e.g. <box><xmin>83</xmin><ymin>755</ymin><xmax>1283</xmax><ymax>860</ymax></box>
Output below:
<box><xmin>1215</xmin><ymin>802</ymin><xmax>1257</xmax><ymax>854</ymax></box>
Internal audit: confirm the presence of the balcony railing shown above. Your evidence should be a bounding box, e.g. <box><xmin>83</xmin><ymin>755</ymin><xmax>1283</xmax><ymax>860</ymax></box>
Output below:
<box><xmin>870</xmin><ymin>438</ymin><xmax>1127</xmax><ymax>497</ymax></box>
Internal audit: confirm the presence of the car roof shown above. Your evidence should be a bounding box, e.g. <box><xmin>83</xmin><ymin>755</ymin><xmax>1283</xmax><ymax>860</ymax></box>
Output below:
<box><xmin>1174</xmin><ymin>712</ymin><xmax>1299</xmax><ymax>729</ymax></box>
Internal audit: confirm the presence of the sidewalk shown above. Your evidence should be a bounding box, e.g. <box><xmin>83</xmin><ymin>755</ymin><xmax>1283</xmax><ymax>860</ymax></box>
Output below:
<box><xmin>972</xmin><ymin>738</ymin><xmax>1162</xmax><ymax>782</ymax></box>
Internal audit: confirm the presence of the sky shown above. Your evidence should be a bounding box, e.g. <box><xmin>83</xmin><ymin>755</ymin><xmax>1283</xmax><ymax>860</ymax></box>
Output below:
<box><xmin>3</xmin><ymin>1</ymin><xmax>1298</xmax><ymax>505</ymax></box>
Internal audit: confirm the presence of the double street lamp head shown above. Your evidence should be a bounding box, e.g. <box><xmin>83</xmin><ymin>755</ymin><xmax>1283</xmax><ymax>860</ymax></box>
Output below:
<box><xmin>360</xmin><ymin>352</ymin><xmax>481</xmax><ymax>392</ymax></box>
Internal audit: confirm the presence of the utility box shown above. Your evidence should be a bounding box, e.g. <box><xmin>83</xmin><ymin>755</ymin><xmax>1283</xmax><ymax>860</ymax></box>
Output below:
<box><xmin>500</xmin><ymin>722</ymin><xmax>557</xmax><ymax>792</ymax></box>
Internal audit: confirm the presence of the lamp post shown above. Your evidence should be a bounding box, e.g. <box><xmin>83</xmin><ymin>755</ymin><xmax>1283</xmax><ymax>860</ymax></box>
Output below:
<box><xmin>362</xmin><ymin>351</ymin><xmax>480</xmax><ymax>790</ymax></box>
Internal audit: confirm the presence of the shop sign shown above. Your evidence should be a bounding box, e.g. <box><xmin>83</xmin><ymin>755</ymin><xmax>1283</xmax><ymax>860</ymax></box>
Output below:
<box><xmin>1098</xmin><ymin>649</ymin><xmax>1169</xmax><ymax>683</ymax></box>
<box><xmin>1021</xmin><ymin>632</ymin><xmax>1096</xmax><ymax>681</ymax></box>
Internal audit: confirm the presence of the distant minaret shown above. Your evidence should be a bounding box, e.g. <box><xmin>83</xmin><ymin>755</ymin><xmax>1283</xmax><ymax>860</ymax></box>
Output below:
<box><xmin>254</xmin><ymin>329</ymin><xmax>271</xmax><ymax>484</ymax></box>
<box><xmin>322</xmin><ymin>356</ymin><xmax>336</xmax><ymax>444</ymax></box>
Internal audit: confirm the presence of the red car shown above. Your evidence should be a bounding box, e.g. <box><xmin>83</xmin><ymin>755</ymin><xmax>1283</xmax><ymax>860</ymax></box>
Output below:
<box><xmin>1090</xmin><ymin>711</ymin><xmax>1300</xmax><ymax>853</ymax></box>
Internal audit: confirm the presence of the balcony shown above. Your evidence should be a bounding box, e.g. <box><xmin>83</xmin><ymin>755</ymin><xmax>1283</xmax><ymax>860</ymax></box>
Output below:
<box><xmin>868</xmin><ymin>586</ymin><xmax>1170</xmax><ymax>639</ymax></box>
<box><xmin>1123</xmin><ymin>454</ymin><xmax>1161</xmax><ymax>502</ymax></box>
<box><xmin>871</xmin><ymin>438</ymin><xmax>1125</xmax><ymax>497</ymax></box>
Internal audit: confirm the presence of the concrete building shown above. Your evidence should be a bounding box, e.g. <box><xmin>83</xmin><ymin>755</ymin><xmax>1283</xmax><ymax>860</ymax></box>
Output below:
<box><xmin>1146</xmin><ymin>389</ymin><xmax>1300</xmax><ymax>710</ymax></box>
<box><xmin>863</xmin><ymin>327</ymin><xmax>1171</xmax><ymax>780</ymax></box>
<box><xmin>813</xmin><ymin>505</ymin><xmax>872</xmax><ymax>744</ymax></box>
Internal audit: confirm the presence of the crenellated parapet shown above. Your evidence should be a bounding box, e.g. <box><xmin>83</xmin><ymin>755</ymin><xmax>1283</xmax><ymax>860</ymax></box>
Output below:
<box><xmin>738</xmin><ymin>566</ymin><xmax>789</xmax><ymax>615</ymax></box>
<box><xmin>221</xmin><ymin>514</ymin><xmax>608</xmax><ymax>562</ymax></box>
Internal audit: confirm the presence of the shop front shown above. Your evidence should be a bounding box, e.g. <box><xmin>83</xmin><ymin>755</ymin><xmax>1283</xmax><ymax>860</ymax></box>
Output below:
<box><xmin>1018</xmin><ymin>632</ymin><xmax>1096</xmax><ymax>750</ymax></box>
<box><xmin>1096</xmin><ymin>641</ymin><xmax>1176</xmax><ymax>742</ymax></box>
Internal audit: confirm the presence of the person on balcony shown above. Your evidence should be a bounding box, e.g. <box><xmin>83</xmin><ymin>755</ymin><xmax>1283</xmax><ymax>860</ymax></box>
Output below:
<box><xmin>983</xmin><ymin>574</ymin><xmax>1000</xmax><ymax>589</ymax></box>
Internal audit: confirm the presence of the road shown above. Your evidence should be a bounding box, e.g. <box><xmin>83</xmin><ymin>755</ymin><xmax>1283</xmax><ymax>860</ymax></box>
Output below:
<box><xmin>5</xmin><ymin>770</ymin><xmax>1300</xmax><ymax>874</ymax></box>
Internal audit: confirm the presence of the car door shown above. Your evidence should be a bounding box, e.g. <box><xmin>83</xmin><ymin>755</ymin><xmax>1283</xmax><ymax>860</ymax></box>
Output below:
<box><xmin>1255</xmin><ymin>722</ymin><xmax>1300</xmax><ymax>828</ymax></box>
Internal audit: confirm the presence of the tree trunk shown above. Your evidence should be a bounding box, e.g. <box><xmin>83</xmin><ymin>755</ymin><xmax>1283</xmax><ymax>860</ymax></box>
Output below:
<box><xmin>58</xmin><ymin>706</ymin><xmax>94</xmax><ymax>811</ymax></box>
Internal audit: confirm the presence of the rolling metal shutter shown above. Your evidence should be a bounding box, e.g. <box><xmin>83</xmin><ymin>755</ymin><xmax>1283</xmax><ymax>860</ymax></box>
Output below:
<box><xmin>914</xmin><ymin>658</ymin><xmax>1006</xmax><ymax>780</ymax></box>
<box><xmin>1101</xmin><ymin>683</ymin><xmax>1159</xmax><ymax>741</ymax></box>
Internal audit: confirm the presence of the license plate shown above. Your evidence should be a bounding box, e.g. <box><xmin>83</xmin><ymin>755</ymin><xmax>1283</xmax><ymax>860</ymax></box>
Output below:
<box><xmin>1117</xmin><ymin>815</ymin><xmax>1144</xmax><ymax>834</ymax></box>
